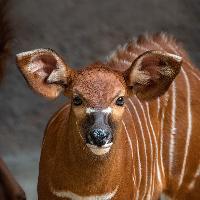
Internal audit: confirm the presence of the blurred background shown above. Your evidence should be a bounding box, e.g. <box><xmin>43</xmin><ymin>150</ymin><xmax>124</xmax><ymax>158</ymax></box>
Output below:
<box><xmin>0</xmin><ymin>0</ymin><xmax>199</xmax><ymax>199</ymax></box>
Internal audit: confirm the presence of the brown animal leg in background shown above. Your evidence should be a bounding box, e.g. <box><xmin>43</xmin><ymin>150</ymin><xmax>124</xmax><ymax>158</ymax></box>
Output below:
<box><xmin>0</xmin><ymin>156</ymin><xmax>26</xmax><ymax>200</ymax></box>
<box><xmin>0</xmin><ymin>0</ymin><xmax>26</xmax><ymax>199</ymax></box>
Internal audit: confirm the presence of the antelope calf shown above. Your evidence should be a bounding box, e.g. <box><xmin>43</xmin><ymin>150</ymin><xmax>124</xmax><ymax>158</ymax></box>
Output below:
<box><xmin>16</xmin><ymin>33</ymin><xmax>200</xmax><ymax>200</ymax></box>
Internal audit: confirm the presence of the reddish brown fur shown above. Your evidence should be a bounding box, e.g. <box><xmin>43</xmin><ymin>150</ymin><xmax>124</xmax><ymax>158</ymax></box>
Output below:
<box><xmin>16</xmin><ymin>33</ymin><xmax>200</xmax><ymax>199</ymax></box>
<box><xmin>69</xmin><ymin>63</ymin><xmax>126</xmax><ymax>108</ymax></box>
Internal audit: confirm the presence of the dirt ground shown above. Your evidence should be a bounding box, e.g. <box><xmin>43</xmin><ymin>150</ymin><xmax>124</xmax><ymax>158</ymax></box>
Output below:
<box><xmin>0</xmin><ymin>0</ymin><xmax>200</xmax><ymax>199</ymax></box>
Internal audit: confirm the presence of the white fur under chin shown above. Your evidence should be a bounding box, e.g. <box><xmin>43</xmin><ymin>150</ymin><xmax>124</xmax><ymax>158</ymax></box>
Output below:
<box><xmin>86</xmin><ymin>143</ymin><xmax>113</xmax><ymax>155</ymax></box>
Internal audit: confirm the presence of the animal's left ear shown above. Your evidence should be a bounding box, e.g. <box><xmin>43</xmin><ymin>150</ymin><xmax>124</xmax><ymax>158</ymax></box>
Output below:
<box><xmin>123</xmin><ymin>50</ymin><xmax>182</xmax><ymax>101</ymax></box>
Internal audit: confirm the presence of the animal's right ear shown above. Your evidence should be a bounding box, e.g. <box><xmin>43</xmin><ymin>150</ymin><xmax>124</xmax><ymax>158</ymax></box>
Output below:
<box><xmin>16</xmin><ymin>49</ymin><xmax>73</xmax><ymax>100</ymax></box>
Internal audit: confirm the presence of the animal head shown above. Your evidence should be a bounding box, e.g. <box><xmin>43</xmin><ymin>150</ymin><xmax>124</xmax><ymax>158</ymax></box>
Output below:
<box><xmin>16</xmin><ymin>49</ymin><xmax>182</xmax><ymax>155</ymax></box>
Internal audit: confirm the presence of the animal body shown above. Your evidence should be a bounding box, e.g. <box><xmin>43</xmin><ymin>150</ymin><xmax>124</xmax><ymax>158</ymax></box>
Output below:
<box><xmin>0</xmin><ymin>0</ymin><xmax>26</xmax><ymax>199</ymax></box>
<box><xmin>16</xmin><ymin>33</ymin><xmax>200</xmax><ymax>200</ymax></box>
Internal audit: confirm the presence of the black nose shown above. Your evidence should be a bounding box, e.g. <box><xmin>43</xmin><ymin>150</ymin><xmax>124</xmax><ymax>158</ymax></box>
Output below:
<box><xmin>88</xmin><ymin>129</ymin><xmax>108</xmax><ymax>147</ymax></box>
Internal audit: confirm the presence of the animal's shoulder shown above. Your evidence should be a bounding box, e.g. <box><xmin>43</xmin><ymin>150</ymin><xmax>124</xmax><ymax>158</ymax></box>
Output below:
<box><xmin>46</xmin><ymin>102</ymin><xmax>71</xmax><ymax>130</ymax></box>
<box><xmin>41</xmin><ymin>102</ymin><xmax>71</xmax><ymax>147</ymax></box>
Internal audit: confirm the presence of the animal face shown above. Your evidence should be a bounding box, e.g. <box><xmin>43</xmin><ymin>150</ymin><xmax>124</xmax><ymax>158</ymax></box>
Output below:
<box><xmin>70</xmin><ymin>66</ymin><xmax>126</xmax><ymax>155</ymax></box>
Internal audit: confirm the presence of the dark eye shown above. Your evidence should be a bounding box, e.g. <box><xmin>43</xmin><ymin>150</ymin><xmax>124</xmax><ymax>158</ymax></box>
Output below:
<box><xmin>73</xmin><ymin>96</ymin><xmax>82</xmax><ymax>106</ymax></box>
<box><xmin>116</xmin><ymin>96</ymin><xmax>124</xmax><ymax>106</ymax></box>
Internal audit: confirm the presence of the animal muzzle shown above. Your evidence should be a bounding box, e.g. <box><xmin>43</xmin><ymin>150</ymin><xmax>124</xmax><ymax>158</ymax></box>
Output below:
<box><xmin>84</xmin><ymin>111</ymin><xmax>114</xmax><ymax>155</ymax></box>
<box><xmin>86</xmin><ymin>128</ymin><xmax>113</xmax><ymax>147</ymax></box>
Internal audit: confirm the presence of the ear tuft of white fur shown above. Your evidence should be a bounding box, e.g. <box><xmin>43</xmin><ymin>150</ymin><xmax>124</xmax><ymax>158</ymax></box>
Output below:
<box><xmin>47</xmin><ymin>68</ymin><xmax>68</xmax><ymax>84</ymax></box>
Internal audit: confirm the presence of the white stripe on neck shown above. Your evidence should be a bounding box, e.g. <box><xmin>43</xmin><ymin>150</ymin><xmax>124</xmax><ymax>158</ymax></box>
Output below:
<box><xmin>86</xmin><ymin>107</ymin><xmax>112</xmax><ymax>114</ymax></box>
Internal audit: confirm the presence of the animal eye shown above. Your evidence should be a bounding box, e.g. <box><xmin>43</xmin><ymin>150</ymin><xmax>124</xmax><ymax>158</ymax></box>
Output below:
<box><xmin>73</xmin><ymin>96</ymin><xmax>82</xmax><ymax>106</ymax></box>
<box><xmin>116</xmin><ymin>96</ymin><xmax>124</xmax><ymax>106</ymax></box>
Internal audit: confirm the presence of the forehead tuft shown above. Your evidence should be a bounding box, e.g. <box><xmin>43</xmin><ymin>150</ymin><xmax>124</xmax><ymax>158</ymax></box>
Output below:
<box><xmin>72</xmin><ymin>63</ymin><xmax>125</xmax><ymax>107</ymax></box>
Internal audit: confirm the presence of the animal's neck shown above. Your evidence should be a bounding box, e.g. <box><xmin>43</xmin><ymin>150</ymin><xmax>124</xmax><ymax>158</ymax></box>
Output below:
<box><xmin>51</xmin><ymin>109</ymin><xmax>126</xmax><ymax>196</ymax></box>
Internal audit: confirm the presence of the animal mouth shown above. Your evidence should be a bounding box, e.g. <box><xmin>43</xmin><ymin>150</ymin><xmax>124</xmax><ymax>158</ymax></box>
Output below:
<box><xmin>86</xmin><ymin>142</ymin><xmax>113</xmax><ymax>155</ymax></box>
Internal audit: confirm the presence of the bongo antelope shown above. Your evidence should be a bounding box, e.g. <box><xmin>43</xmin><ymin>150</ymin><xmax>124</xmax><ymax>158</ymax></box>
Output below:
<box><xmin>16</xmin><ymin>33</ymin><xmax>200</xmax><ymax>199</ymax></box>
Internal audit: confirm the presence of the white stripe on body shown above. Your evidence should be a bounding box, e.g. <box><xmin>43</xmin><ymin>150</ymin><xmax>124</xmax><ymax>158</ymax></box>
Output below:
<box><xmin>125</xmin><ymin>50</ymin><xmax>138</xmax><ymax>59</ymax></box>
<box><xmin>42</xmin><ymin>104</ymin><xmax>70</xmax><ymax>146</ymax></box>
<box><xmin>146</xmin><ymin>102</ymin><xmax>162</xmax><ymax>191</ymax></box>
<box><xmin>188</xmin><ymin>163</ymin><xmax>200</xmax><ymax>190</ymax></box>
<box><xmin>125</xmin><ymin>105</ymin><xmax>141</xmax><ymax>189</ymax></box>
<box><xmin>134</xmin><ymin>43</ymin><xmax>149</xmax><ymax>52</ymax></box>
<box><xmin>157</xmin><ymin>97</ymin><xmax>160</xmax><ymax>120</ymax></box>
<box><xmin>128</xmin><ymin>99</ymin><xmax>148</xmax><ymax>200</ymax></box>
<box><xmin>152</xmin><ymin>39</ymin><xmax>193</xmax><ymax>190</ymax></box>
<box><xmin>192</xmin><ymin>71</ymin><xmax>200</xmax><ymax>81</ymax></box>
<box><xmin>167</xmin><ymin>39</ymin><xmax>195</xmax><ymax>71</ymax></box>
<box><xmin>157</xmin><ymin>96</ymin><xmax>166</xmax><ymax>179</ymax></box>
<box><xmin>47</xmin><ymin>104</ymin><xmax>70</xmax><ymax>129</ymax></box>
<box><xmin>119</xmin><ymin>59</ymin><xmax>132</xmax><ymax>66</ymax></box>
<box><xmin>169</xmin><ymin>82</ymin><xmax>177</xmax><ymax>174</ymax></box>
<box><xmin>167</xmin><ymin>44</ymin><xmax>193</xmax><ymax>189</ymax></box>
<box><xmin>194</xmin><ymin>163</ymin><xmax>200</xmax><ymax>177</ymax></box>
<box><xmin>136</xmin><ymin>99</ymin><xmax>153</xmax><ymax>199</ymax></box>
<box><xmin>51</xmin><ymin>186</ymin><xmax>118</xmax><ymax>200</ymax></box>
<box><xmin>178</xmin><ymin>71</ymin><xmax>192</xmax><ymax>188</ymax></box>
<box><xmin>122</xmin><ymin>120</ymin><xmax>137</xmax><ymax>186</ymax></box>
<box><xmin>160</xmin><ymin>92</ymin><xmax>170</xmax><ymax>177</ymax></box>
